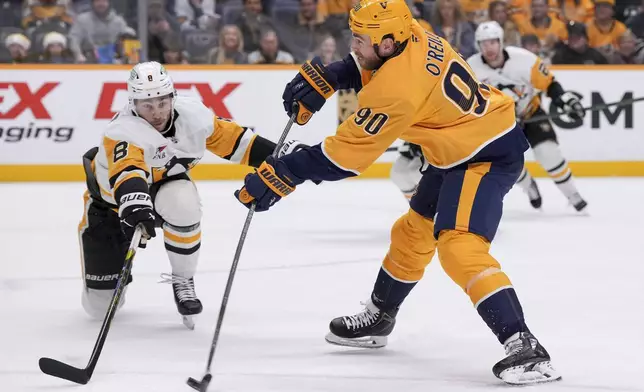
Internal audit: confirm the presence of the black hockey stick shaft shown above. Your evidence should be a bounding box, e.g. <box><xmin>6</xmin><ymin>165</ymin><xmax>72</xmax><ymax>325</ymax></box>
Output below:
<box><xmin>39</xmin><ymin>226</ymin><xmax>143</xmax><ymax>385</ymax></box>
<box><xmin>188</xmin><ymin>107</ymin><xmax>299</xmax><ymax>392</ymax></box>
<box><xmin>523</xmin><ymin>96</ymin><xmax>644</xmax><ymax>123</ymax></box>
<box><xmin>383</xmin><ymin>96</ymin><xmax>644</xmax><ymax>153</ymax></box>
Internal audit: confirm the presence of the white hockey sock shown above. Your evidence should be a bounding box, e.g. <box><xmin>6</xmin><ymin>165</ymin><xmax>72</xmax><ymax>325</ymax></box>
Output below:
<box><xmin>163</xmin><ymin>222</ymin><xmax>200</xmax><ymax>278</ymax></box>
<box><xmin>532</xmin><ymin>141</ymin><xmax>580</xmax><ymax>200</ymax></box>
<box><xmin>515</xmin><ymin>166</ymin><xmax>534</xmax><ymax>195</ymax></box>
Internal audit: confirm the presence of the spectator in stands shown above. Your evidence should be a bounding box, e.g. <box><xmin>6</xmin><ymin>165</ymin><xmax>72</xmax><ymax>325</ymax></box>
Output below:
<box><xmin>207</xmin><ymin>24</ymin><xmax>248</xmax><ymax>64</ymax></box>
<box><xmin>148</xmin><ymin>0</ymin><xmax>182</xmax><ymax>63</ymax></box>
<box><xmin>607</xmin><ymin>29</ymin><xmax>644</xmax><ymax>63</ymax></box>
<box><xmin>507</xmin><ymin>0</ymin><xmax>559</xmax><ymax>29</ymax></box>
<box><xmin>22</xmin><ymin>0</ymin><xmax>74</xmax><ymax>34</ymax></box>
<box><xmin>516</xmin><ymin>0</ymin><xmax>568</xmax><ymax>51</ymax></box>
<box><xmin>175</xmin><ymin>0</ymin><xmax>220</xmax><ymax>31</ymax></box>
<box><xmin>247</xmin><ymin>29</ymin><xmax>294</xmax><ymax>64</ymax></box>
<box><xmin>460</xmin><ymin>0</ymin><xmax>491</xmax><ymax>25</ymax></box>
<box><xmin>315</xmin><ymin>34</ymin><xmax>341</xmax><ymax>64</ymax></box>
<box><xmin>587</xmin><ymin>0</ymin><xmax>627</xmax><ymax>53</ymax></box>
<box><xmin>3</xmin><ymin>33</ymin><xmax>31</xmax><ymax>63</ymax></box>
<box><xmin>626</xmin><ymin>0</ymin><xmax>644</xmax><ymax>38</ymax></box>
<box><xmin>521</xmin><ymin>33</ymin><xmax>541</xmax><ymax>53</ymax></box>
<box><xmin>234</xmin><ymin>0</ymin><xmax>276</xmax><ymax>52</ymax></box>
<box><xmin>113</xmin><ymin>29</ymin><xmax>140</xmax><ymax>64</ymax></box>
<box><xmin>36</xmin><ymin>31</ymin><xmax>75</xmax><ymax>63</ymax></box>
<box><xmin>162</xmin><ymin>33</ymin><xmax>189</xmax><ymax>63</ymax></box>
<box><xmin>556</xmin><ymin>0</ymin><xmax>594</xmax><ymax>23</ymax></box>
<box><xmin>489</xmin><ymin>0</ymin><xmax>522</xmax><ymax>47</ymax></box>
<box><xmin>1</xmin><ymin>0</ymin><xmax>24</xmax><ymax>28</ymax></box>
<box><xmin>552</xmin><ymin>21</ymin><xmax>609</xmax><ymax>63</ymax></box>
<box><xmin>275</xmin><ymin>0</ymin><xmax>332</xmax><ymax>63</ymax></box>
<box><xmin>430</xmin><ymin>0</ymin><xmax>476</xmax><ymax>58</ymax></box>
<box><xmin>68</xmin><ymin>0</ymin><xmax>134</xmax><ymax>63</ymax></box>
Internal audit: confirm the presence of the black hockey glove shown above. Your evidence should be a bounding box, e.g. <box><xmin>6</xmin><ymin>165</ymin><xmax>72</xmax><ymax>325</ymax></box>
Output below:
<box><xmin>555</xmin><ymin>92</ymin><xmax>585</xmax><ymax>122</ymax></box>
<box><xmin>118</xmin><ymin>192</ymin><xmax>156</xmax><ymax>248</ymax></box>
<box><xmin>282</xmin><ymin>56</ymin><xmax>339</xmax><ymax>126</ymax></box>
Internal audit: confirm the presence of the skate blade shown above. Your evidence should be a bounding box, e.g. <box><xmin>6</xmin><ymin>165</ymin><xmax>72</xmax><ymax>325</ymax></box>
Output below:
<box><xmin>325</xmin><ymin>332</ymin><xmax>387</xmax><ymax>348</ymax></box>
<box><xmin>499</xmin><ymin>361</ymin><xmax>562</xmax><ymax>385</ymax></box>
<box><xmin>182</xmin><ymin>315</ymin><xmax>196</xmax><ymax>330</ymax></box>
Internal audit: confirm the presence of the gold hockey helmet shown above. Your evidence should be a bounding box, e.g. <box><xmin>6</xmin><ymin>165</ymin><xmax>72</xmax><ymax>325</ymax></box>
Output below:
<box><xmin>349</xmin><ymin>0</ymin><xmax>412</xmax><ymax>46</ymax></box>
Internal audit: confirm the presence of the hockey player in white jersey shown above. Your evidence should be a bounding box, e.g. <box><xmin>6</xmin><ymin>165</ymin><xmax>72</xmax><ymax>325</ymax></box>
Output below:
<box><xmin>79</xmin><ymin>62</ymin><xmax>303</xmax><ymax>328</ymax></box>
<box><xmin>468</xmin><ymin>21</ymin><xmax>588</xmax><ymax>211</ymax></box>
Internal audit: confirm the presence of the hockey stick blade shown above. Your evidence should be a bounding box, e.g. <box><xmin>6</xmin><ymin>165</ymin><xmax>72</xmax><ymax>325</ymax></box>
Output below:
<box><xmin>187</xmin><ymin>374</ymin><xmax>212</xmax><ymax>392</ymax></box>
<box><xmin>38</xmin><ymin>357</ymin><xmax>90</xmax><ymax>385</ymax></box>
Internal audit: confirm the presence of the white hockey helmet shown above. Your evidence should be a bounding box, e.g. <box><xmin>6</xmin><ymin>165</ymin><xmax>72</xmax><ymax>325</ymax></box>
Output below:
<box><xmin>127</xmin><ymin>61</ymin><xmax>175</xmax><ymax>104</ymax></box>
<box><xmin>475</xmin><ymin>21</ymin><xmax>505</xmax><ymax>52</ymax></box>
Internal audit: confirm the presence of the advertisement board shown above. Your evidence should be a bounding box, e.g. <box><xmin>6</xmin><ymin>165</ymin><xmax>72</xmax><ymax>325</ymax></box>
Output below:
<box><xmin>0</xmin><ymin>65</ymin><xmax>643</xmax><ymax>181</ymax></box>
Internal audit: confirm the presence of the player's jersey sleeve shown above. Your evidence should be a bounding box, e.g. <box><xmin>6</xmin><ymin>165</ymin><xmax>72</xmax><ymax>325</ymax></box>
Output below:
<box><xmin>280</xmin><ymin>90</ymin><xmax>414</xmax><ymax>182</ymax></box>
<box><xmin>103</xmin><ymin>132</ymin><xmax>150</xmax><ymax>203</ymax></box>
<box><xmin>529</xmin><ymin>54</ymin><xmax>554</xmax><ymax>92</ymax></box>
<box><xmin>206</xmin><ymin>116</ymin><xmax>277</xmax><ymax>168</ymax></box>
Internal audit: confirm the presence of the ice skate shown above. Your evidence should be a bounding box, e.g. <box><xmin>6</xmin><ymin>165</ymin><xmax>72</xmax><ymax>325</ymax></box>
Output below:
<box><xmin>493</xmin><ymin>332</ymin><xmax>561</xmax><ymax>385</ymax></box>
<box><xmin>160</xmin><ymin>273</ymin><xmax>203</xmax><ymax>330</ymax></box>
<box><xmin>568</xmin><ymin>192</ymin><xmax>588</xmax><ymax>213</ymax></box>
<box><xmin>325</xmin><ymin>299</ymin><xmax>395</xmax><ymax>348</ymax></box>
<box><xmin>526</xmin><ymin>178</ymin><xmax>542</xmax><ymax>209</ymax></box>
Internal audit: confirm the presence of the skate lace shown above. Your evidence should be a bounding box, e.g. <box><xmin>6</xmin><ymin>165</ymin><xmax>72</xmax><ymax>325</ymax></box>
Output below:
<box><xmin>342</xmin><ymin>305</ymin><xmax>379</xmax><ymax>330</ymax></box>
<box><xmin>159</xmin><ymin>273</ymin><xmax>197</xmax><ymax>302</ymax></box>
<box><xmin>504</xmin><ymin>334</ymin><xmax>537</xmax><ymax>356</ymax></box>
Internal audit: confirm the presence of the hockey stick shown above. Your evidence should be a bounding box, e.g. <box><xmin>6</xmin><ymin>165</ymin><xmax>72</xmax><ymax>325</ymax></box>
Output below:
<box><xmin>523</xmin><ymin>95</ymin><xmax>644</xmax><ymax>124</ymax></box>
<box><xmin>187</xmin><ymin>105</ymin><xmax>300</xmax><ymax>392</ymax></box>
<box><xmin>38</xmin><ymin>225</ymin><xmax>143</xmax><ymax>385</ymax></box>
<box><xmin>383</xmin><ymin>96</ymin><xmax>644</xmax><ymax>153</ymax></box>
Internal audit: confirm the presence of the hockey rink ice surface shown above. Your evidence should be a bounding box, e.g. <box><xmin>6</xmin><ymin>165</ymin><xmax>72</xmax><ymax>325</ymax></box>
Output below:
<box><xmin>1</xmin><ymin>178</ymin><xmax>642</xmax><ymax>392</ymax></box>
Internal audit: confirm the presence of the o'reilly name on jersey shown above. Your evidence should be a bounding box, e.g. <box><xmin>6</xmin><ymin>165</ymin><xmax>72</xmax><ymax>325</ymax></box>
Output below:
<box><xmin>0</xmin><ymin>122</ymin><xmax>73</xmax><ymax>143</ymax></box>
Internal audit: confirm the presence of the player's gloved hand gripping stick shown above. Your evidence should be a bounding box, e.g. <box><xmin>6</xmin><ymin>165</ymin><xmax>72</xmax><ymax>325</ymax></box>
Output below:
<box><xmin>282</xmin><ymin>56</ymin><xmax>339</xmax><ymax>125</ymax></box>
<box><xmin>38</xmin><ymin>225</ymin><xmax>144</xmax><ymax>385</ymax></box>
<box><xmin>186</xmin><ymin>103</ymin><xmax>300</xmax><ymax>392</ymax></box>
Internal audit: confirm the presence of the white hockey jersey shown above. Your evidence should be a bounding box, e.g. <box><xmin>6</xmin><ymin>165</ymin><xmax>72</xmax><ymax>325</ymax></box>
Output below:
<box><xmin>466</xmin><ymin>46</ymin><xmax>554</xmax><ymax>119</ymax></box>
<box><xmin>93</xmin><ymin>95</ymin><xmax>257</xmax><ymax>205</ymax></box>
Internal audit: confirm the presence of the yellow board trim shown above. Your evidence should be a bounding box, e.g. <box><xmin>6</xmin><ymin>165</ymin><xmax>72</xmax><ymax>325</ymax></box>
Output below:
<box><xmin>2</xmin><ymin>161</ymin><xmax>644</xmax><ymax>182</ymax></box>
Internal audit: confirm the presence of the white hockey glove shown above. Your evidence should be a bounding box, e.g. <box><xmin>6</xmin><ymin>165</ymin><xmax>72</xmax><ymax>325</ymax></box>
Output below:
<box><xmin>556</xmin><ymin>92</ymin><xmax>585</xmax><ymax>122</ymax></box>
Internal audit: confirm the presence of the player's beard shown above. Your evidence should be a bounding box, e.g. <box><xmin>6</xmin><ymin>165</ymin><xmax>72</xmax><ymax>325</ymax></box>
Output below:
<box><xmin>360</xmin><ymin>55</ymin><xmax>384</xmax><ymax>71</ymax></box>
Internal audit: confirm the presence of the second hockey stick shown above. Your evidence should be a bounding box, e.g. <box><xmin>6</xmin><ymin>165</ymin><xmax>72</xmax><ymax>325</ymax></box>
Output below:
<box><xmin>187</xmin><ymin>104</ymin><xmax>300</xmax><ymax>392</ymax></box>
<box><xmin>38</xmin><ymin>225</ymin><xmax>144</xmax><ymax>385</ymax></box>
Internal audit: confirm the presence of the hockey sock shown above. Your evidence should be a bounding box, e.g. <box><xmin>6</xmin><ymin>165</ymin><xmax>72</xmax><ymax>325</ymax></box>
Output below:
<box><xmin>163</xmin><ymin>222</ymin><xmax>201</xmax><ymax>278</ymax></box>
<box><xmin>533</xmin><ymin>141</ymin><xmax>580</xmax><ymax>200</ymax></box>
<box><xmin>371</xmin><ymin>267</ymin><xmax>417</xmax><ymax>314</ymax></box>
<box><xmin>515</xmin><ymin>167</ymin><xmax>534</xmax><ymax>194</ymax></box>
<box><xmin>476</xmin><ymin>287</ymin><xmax>530</xmax><ymax>344</ymax></box>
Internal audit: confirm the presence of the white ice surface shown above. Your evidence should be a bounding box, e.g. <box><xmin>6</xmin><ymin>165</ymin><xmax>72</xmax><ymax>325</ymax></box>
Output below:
<box><xmin>1</xmin><ymin>178</ymin><xmax>642</xmax><ymax>391</ymax></box>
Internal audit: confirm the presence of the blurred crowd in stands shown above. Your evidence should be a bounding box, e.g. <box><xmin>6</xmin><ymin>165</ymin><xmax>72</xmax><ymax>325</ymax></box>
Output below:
<box><xmin>1</xmin><ymin>0</ymin><xmax>644</xmax><ymax>65</ymax></box>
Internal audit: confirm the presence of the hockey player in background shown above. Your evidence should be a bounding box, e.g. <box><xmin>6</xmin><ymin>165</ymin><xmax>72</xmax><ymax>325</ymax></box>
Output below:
<box><xmin>468</xmin><ymin>21</ymin><xmax>588</xmax><ymax>211</ymax></box>
<box><xmin>234</xmin><ymin>0</ymin><xmax>561</xmax><ymax>385</ymax></box>
<box><xmin>79</xmin><ymin>61</ymin><xmax>302</xmax><ymax>328</ymax></box>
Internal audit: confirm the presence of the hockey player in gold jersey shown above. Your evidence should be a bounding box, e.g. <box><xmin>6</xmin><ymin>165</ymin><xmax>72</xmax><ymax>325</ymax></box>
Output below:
<box><xmin>80</xmin><ymin>61</ymin><xmax>304</xmax><ymax>329</ymax></box>
<box><xmin>234</xmin><ymin>0</ymin><xmax>561</xmax><ymax>385</ymax></box>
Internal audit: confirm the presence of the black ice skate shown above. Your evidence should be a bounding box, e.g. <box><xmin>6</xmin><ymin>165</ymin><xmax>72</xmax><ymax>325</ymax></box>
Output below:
<box><xmin>325</xmin><ymin>299</ymin><xmax>396</xmax><ymax>348</ymax></box>
<box><xmin>527</xmin><ymin>178</ymin><xmax>543</xmax><ymax>209</ymax></box>
<box><xmin>493</xmin><ymin>332</ymin><xmax>561</xmax><ymax>385</ymax></box>
<box><xmin>160</xmin><ymin>273</ymin><xmax>203</xmax><ymax>330</ymax></box>
<box><xmin>569</xmin><ymin>192</ymin><xmax>588</xmax><ymax>213</ymax></box>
